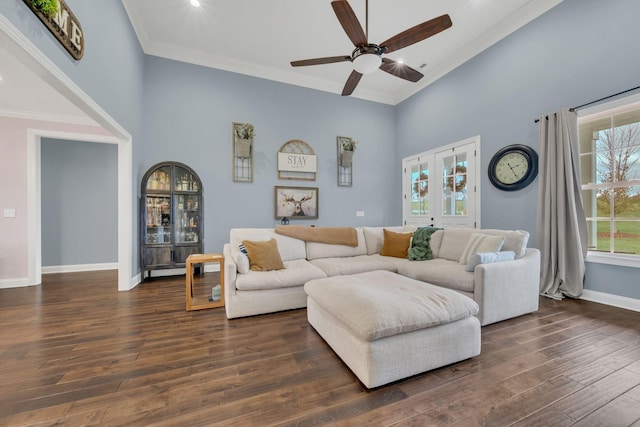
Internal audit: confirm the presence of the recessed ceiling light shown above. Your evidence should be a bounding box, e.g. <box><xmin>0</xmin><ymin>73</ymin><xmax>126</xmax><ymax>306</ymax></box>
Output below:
<box><xmin>190</xmin><ymin>0</ymin><xmax>200</xmax><ymax>7</ymax></box>
<box><xmin>397</xmin><ymin>59</ymin><xmax>404</xmax><ymax>65</ymax></box>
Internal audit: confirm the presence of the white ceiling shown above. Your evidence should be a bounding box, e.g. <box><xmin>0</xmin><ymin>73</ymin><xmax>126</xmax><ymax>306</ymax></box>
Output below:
<box><xmin>123</xmin><ymin>0</ymin><xmax>564</xmax><ymax>105</ymax></box>
<box><xmin>0</xmin><ymin>0</ymin><xmax>564</xmax><ymax>122</ymax></box>
<box><xmin>0</xmin><ymin>42</ymin><xmax>92</xmax><ymax>124</ymax></box>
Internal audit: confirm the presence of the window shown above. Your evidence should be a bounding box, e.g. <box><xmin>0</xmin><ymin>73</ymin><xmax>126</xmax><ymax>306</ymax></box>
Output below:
<box><xmin>579</xmin><ymin>96</ymin><xmax>640</xmax><ymax>267</ymax></box>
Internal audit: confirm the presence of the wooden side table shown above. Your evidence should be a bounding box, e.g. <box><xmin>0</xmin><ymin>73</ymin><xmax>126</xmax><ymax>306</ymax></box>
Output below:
<box><xmin>185</xmin><ymin>253</ymin><xmax>225</xmax><ymax>311</ymax></box>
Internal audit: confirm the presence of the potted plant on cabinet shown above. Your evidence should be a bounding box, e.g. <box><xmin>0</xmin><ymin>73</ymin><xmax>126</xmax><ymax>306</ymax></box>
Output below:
<box><xmin>341</xmin><ymin>139</ymin><xmax>357</xmax><ymax>167</ymax></box>
<box><xmin>234</xmin><ymin>122</ymin><xmax>255</xmax><ymax>159</ymax></box>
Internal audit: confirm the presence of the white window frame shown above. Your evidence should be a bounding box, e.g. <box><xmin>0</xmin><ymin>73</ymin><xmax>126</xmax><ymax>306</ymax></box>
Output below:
<box><xmin>578</xmin><ymin>92</ymin><xmax>640</xmax><ymax>269</ymax></box>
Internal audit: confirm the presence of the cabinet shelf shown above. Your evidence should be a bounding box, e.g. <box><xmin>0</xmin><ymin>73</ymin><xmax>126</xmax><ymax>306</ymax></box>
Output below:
<box><xmin>141</xmin><ymin>162</ymin><xmax>203</xmax><ymax>279</ymax></box>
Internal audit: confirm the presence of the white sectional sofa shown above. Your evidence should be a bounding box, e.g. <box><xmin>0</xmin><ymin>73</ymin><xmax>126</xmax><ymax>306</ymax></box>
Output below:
<box><xmin>223</xmin><ymin>226</ymin><xmax>540</xmax><ymax>325</ymax></box>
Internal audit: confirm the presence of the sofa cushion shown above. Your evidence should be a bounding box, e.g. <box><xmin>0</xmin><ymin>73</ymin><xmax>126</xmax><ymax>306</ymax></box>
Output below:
<box><xmin>459</xmin><ymin>233</ymin><xmax>505</xmax><ymax>265</ymax></box>
<box><xmin>380</xmin><ymin>229</ymin><xmax>413</xmax><ymax>258</ymax></box>
<box><xmin>235</xmin><ymin>259</ymin><xmax>326</xmax><ymax>291</ymax></box>
<box><xmin>304</xmin><ymin>270</ymin><xmax>479</xmax><ymax>341</ymax></box>
<box><xmin>242</xmin><ymin>239</ymin><xmax>286</xmax><ymax>272</ymax></box>
<box><xmin>465</xmin><ymin>251</ymin><xmax>516</xmax><ymax>272</ymax></box>
<box><xmin>305</xmin><ymin>228</ymin><xmax>367</xmax><ymax>260</ymax></box>
<box><xmin>437</xmin><ymin>228</ymin><xmax>476</xmax><ymax>262</ymax></box>
<box><xmin>310</xmin><ymin>255</ymin><xmax>397</xmax><ymax>277</ymax></box>
<box><xmin>396</xmin><ymin>258</ymin><xmax>475</xmax><ymax>293</ymax></box>
<box><xmin>230</xmin><ymin>228</ymin><xmax>306</xmax><ymax>262</ymax></box>
<box><xmin>363</xmin><ymin>226</ymin><xmax>416</xmax><ymax>255</ymax></box>
<box><xmin>429</xmin><ymin>230</ymin><xmax>444</xmax><ymax>259</ymax></box>
<box><xmin>481</xmin><ymin>229</ymin><xmax>530</xmax><ymax>259</ymax></box>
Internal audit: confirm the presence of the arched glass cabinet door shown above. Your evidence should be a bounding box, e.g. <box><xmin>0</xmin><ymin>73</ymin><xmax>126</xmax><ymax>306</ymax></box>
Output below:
<box><xmin>141</xmin><ymin>162</ymin><xmax>203</xmax><ymax>279</ymax></box>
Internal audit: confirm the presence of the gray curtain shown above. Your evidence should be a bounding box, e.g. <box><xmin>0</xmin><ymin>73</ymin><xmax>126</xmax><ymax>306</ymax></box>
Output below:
<box><xmin>536</xmin><ymin>108</ymin><xmax>588</xmax><ymax>299</ymax></box>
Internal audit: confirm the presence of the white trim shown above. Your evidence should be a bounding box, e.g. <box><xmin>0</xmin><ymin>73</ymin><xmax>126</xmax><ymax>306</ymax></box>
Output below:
<box><xmin>0</xmin><ymin>109</ymin><xmax>97</xmax><ymax>126</ymax></box>
<box><xmin>1</xmin><ymin>16</ymin><xmax>134</xmax><ymax>292</ymax></box>
<box><xmin>577</xmin><ymin>92</ymin><xmax>640</xmax><ymax>121</ymax></box>
<box><xmin>578</xmin><ymin>91</ymin><xmax>640</xmax><ymax>268</ymax></box>
<box><xmin>0</xmin><ymin>277</ymin><xmax>30</xmax><ymax>289</ymax></box>
<box><xmin>42</xmin><ymin>263</ymin><xmax>118</xmax><ymax>274</ymax></box>
<box><xmin>586</xmin><ymin>252</ymin><xmax>640</xmax><ymax>269</ymax></box>
<box><xmin>581</xmin><ymin>289</ymin><xmax>640</xmax><ymax>313</ymax></box>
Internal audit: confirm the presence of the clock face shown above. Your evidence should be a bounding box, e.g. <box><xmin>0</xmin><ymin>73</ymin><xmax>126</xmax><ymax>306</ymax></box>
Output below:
<box><xmin>488</xmin><ymin>145</ymin><xmax>538</xmax><ymax>191</ymax></box>
<box><xmin>494</xmin><ymin>152</ymin><xmax>529</xmax><ymax>185</ymax></box>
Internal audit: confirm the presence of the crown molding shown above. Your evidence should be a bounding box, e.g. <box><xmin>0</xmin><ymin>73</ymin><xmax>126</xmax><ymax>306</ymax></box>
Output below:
<box><xmin>0</xmin><ymin>108</ymin><xmax>98</xmax><ymax>125</ymax></box>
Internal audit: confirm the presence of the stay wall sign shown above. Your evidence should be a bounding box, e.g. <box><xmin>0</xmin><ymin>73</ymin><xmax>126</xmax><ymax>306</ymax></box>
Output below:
<box><xmin>22</xmin><ymin>0</ymin><xmax>84</xmax><ymax>60</ymax></box>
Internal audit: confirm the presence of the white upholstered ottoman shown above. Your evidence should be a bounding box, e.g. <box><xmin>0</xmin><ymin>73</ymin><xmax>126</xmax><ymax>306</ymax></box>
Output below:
<box><xmin>304</xmin><ymin>270</ymin><xmax>481</xmax><ymax>388</ymax></box>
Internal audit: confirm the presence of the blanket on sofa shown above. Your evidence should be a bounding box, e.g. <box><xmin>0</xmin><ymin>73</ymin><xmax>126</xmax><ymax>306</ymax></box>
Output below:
<box><xmin>408</xmin><ymin>227</ymin><xmax>441</xmax><ymax>261</ymax></box>
<box><xmin>275</xmin><ymin>225</ymin><xmax>358</xmax><ymax>247</ymax></box>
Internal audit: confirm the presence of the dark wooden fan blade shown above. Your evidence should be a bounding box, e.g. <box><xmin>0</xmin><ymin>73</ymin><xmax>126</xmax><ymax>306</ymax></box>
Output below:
<box><xmin>291</xmin><ymin>56</ymin><xmax>351</xmax><ymax>67</ymax></box>
<box><xmin>331</xmin><ymin>0</ymin><xmax>367</xmax><ymax>47</ymax></box>
<box><xmin>380</xmin><ymin>58</ymin><xmax>423</xmax><ymax>82</ymax></box>
<box><xmin>342</xmin><ymin>70</ymin><xmax>363</xmax><ymax>96</ymax></box>
<box><xmin>381</xmin><ymin>14</ymin><xmax>452</xmax><ymax>54</ymax></box>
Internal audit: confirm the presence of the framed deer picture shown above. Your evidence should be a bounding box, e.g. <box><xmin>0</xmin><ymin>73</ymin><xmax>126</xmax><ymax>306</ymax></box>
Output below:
<box><xmin>274</xmin><ymin>186</ymin><xmax>318</xmax><ymax>220</ymax></box>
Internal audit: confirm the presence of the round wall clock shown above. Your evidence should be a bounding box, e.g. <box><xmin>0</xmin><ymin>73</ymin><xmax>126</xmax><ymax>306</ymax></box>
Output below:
<box><xmin>488</xmin><ymin>144</ymin><xmax>538</xmax><ymax>191</ymax></box>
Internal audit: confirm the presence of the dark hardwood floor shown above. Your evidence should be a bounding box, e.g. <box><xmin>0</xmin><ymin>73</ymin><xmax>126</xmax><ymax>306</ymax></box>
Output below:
<box><xmin>0</xmin><ymin>271</ymin><xmax>639</xmax><ymax>426</ymax></box>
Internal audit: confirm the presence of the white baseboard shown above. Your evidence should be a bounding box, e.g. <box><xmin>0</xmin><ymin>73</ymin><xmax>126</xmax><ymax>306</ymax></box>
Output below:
<box><xmin>42</xmin><ymin>263</ymin><xmax>118</xmax><ymax>274</ymax></box>
<box><xmin>128</xmin><ymin>273</ymin><xmax>142</xmax><ymax>291</ymax></box>
<box><xmin>0</xmin><ymin>277</ymin><xmax>31</xmax><ymax>289</ymax></box>
<box><xmin>581</xmin><ymin>289</ymin><xmax>640</xmax><ymax>313</ymax></box>
<box><xmin>140</xmin><ymin>264</ymin><xmax>220</xmax><ymax>279</ymax></box>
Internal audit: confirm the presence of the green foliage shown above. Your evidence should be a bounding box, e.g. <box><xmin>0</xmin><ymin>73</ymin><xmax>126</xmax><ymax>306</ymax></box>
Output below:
<box><xmin>32</xmin><ymin>0</ymin><xmax>59</xmax><ymax>16</ymax></box>
<box><xmin>342</xmin><ymin>139</ymin><xmax>358</xmax><ymax>151</ymax></box>
<box><xmin>234</xmin><ymin>123</ymin><xmax>255</xmax><ymax>139</ymax></box>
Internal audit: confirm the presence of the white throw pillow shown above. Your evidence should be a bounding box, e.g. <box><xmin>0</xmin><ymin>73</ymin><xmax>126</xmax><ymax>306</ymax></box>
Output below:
<box><xmin>459</xmin><ymin>233</ymin><xmax>505</xmax><ymax>264</ymax></box>
<box><xmin>465</xmin><ymin>251</ymin><xmax>516</xmax><ymax>272</ymax></box>
<box><xmin>231</xmin><ymin>249</ymin><xmax>250</xmax><ymax>274</ymax></box>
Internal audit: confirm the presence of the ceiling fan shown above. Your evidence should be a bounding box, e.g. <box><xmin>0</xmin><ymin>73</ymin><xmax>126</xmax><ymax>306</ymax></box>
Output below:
<box><xmin>290</xmin><ymin>0</ymin><xmax>452</xmax><ymax>96</ymax></box>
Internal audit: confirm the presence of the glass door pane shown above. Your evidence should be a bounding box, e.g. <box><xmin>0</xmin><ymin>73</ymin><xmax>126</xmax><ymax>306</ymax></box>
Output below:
<box><xmin>174</xmin><ymin>166</ymin><xmax>199</xmax><ymax>192</ymax></box>
<box><xmin>145</xmin><ymin>196</ymin><xmax>172</xmax><ymax>244</ymax></box>
<box><xmin>146</xmin><ymin>166</ymin><xmax>171</xmax><ymax>191</ymax></box>
<box><xmin>410</xmin><ymin>162</ymin><xmax>429</xmax><ymax>216</ymax></box>
<box><xmin>440</xmin><ymin>153</ymin><xmax>468</xmax><ymax>216</ymax></box>
<box><xmin>175</xmin><ymin>194</ymin><xmax>200</xmax><ymax>243</ymax></box>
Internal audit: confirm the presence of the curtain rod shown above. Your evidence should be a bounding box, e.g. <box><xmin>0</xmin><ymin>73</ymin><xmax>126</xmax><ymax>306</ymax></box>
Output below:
<box><xmin>534</xmin><ymin>84</ymin><xmax>640</xmax><ymax>123</ymax></box>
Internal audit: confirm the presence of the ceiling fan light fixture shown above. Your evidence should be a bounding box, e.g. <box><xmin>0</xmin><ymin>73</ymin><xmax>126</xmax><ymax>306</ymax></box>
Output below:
<box><xmin>351</xmin><ymin>45</ymin><xmax>384</xmax><ymax>74</ymax></box>
<box><xmin>353</xmin><ymin>53</ymin><xmax>381</xmax><ymax>74</ymax></box>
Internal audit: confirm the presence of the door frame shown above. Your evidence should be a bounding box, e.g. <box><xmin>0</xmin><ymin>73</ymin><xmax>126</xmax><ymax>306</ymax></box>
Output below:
<box><xmin>403</xmin><ymin>135</ymin><xmax>481</xmax><ymax>229</ymax></box>
<box><xmin>1</xmin><ymin>15</ymin><xmax>134</xmax><ymax>291</ymax></box>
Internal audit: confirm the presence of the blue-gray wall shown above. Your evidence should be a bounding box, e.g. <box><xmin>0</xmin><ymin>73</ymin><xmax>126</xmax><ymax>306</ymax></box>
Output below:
<box><xmin>41</xmin><ymin>138</ymin><xmax>117</xmax><ymax>266</ymax></box>
<box><xmin>396</xmin><ymin>0</ymin><xmax>640</xmax><ymax>299</ymax></box>
<box><xmin>142</xmin><ymin>56</ymin><xmax>397</xmax><ymax>254</ymax></box>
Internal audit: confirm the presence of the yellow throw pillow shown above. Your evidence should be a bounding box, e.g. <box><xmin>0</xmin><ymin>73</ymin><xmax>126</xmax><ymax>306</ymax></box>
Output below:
<box><xmin>380</xmin><ymin>229</ymin><xmax>413</xmax><ymax>258</ymax></box>
<box><xmin>242</xmin><ymin>239</ymin><xmax>286</xmax><ymax>271</ymax></box>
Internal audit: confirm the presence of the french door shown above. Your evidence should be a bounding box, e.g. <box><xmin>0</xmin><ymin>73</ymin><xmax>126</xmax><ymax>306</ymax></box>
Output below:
<box><xmin>403</xmin><ymin>136</ymin><xmax>480</xmax><ymax>229</ymax></box>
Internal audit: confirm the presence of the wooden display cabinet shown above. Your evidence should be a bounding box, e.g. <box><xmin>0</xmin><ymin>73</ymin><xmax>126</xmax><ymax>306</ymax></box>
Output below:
<box><xmin>141</xmin><ymin>162</ymin><xmax>203</xmax><ymax>279</ymax></box>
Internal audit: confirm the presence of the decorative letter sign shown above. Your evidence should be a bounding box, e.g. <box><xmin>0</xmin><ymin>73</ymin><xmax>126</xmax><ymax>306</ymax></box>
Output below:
<box><xmin>277</xmin><ymin>140</ymin><xmax>317</xmax><ymax>181</ymax></box>
<box><xmin>23</xmin><ymin>0</ymin><xmax>84</xmax><ymax>60</ymax></box>
<box><xmin>277</xmin><ymin>152</ymin><xmax>317</xmax><ymax>173</ymax></box>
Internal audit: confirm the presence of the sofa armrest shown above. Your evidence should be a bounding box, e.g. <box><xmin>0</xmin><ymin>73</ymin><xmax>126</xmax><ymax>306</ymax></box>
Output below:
<box><xmin>223</xmin><ymin>243</ymin><xmax>237</xmax><ymax>297</ymax></box>
<box><xmin>473</xmin><ymin>248</ymin><xmax>540</xmax><ymax>325</ymax></box>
